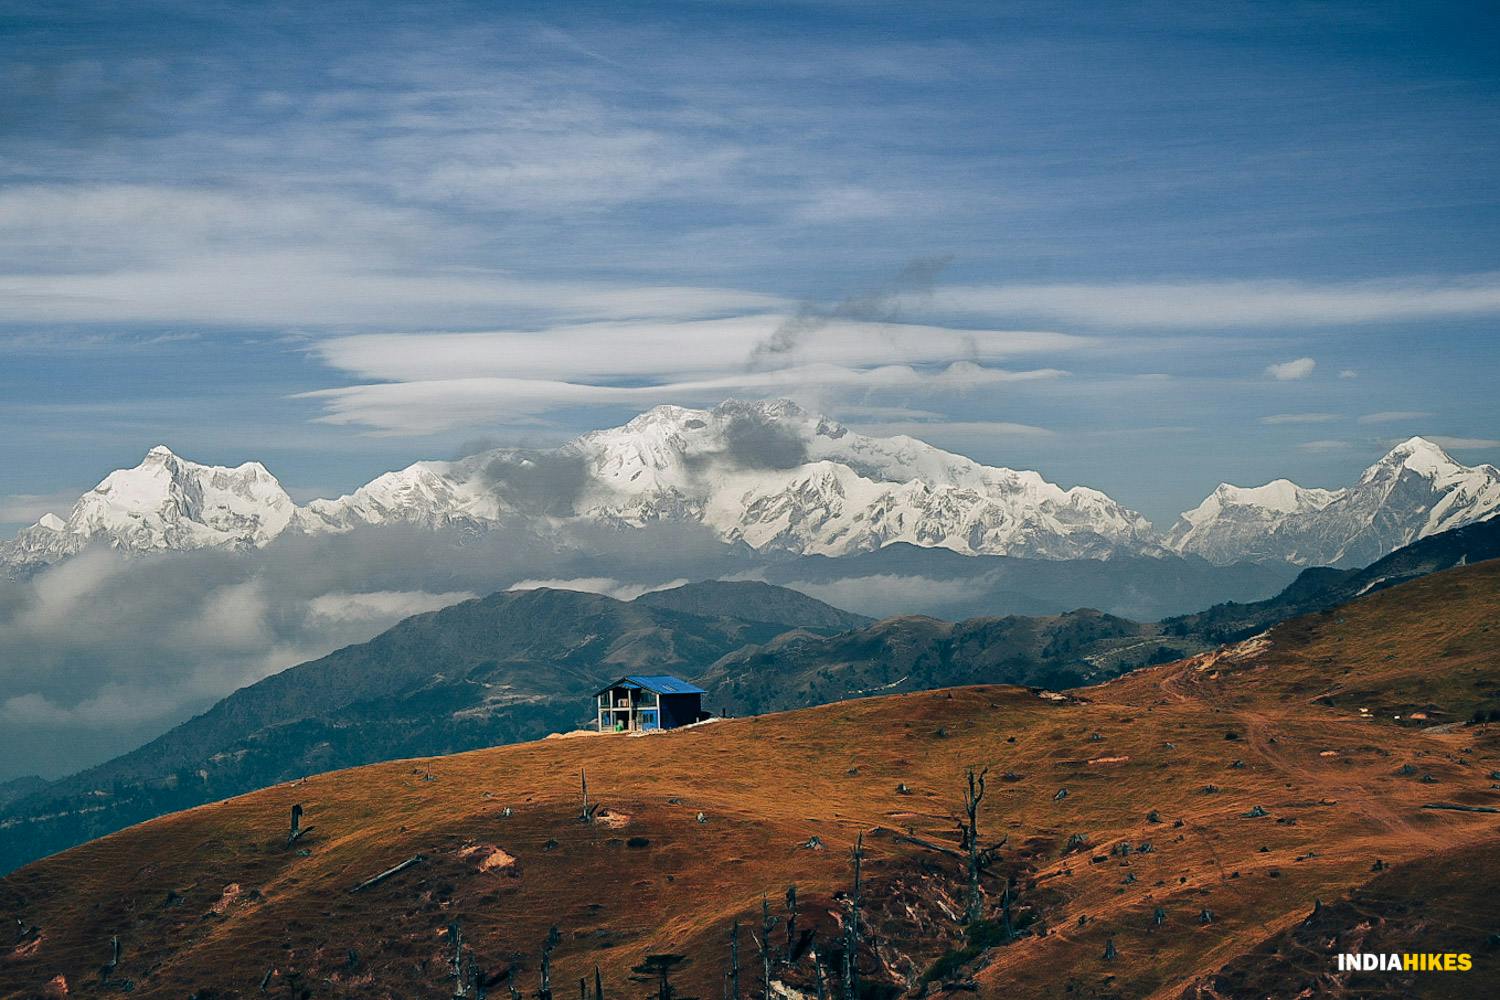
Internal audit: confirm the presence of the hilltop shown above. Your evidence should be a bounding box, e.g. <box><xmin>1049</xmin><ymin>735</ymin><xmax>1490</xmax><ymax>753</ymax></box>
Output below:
<box><xmin>3</xmin><ymin>559</ymin><xmax>1498</xmax><ymax>998</ymax></box>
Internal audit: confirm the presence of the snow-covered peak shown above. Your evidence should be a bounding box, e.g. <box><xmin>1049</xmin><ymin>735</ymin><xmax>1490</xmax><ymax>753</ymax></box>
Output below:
<box><xmin>1170</xmin><ymin>437</ymin><xmax>1500</xmax><ymax>566</ymax></box>
<box><xmin>9</xmin><ymin>402</ymin><xmax>1492</xmax><ymax>574</ymax></box>
<box><xmin>1360</xmin><ymin>436</ymin><xmax>1463</xmax><ymax>483</ymax></box>
<box><xmin>2</xmin><ymin>447</ymin><xmax>297</xmax><ymax>567</ymax></box>
<box><xmin>1196</xmin><ymin>479</ymin><xmax>1342</xmax><ymax>518</ymax></box>
<box><xmin>298</xmin><ymin>398</ymin><xmax>1160</xmax><ymax>559</ymax></box>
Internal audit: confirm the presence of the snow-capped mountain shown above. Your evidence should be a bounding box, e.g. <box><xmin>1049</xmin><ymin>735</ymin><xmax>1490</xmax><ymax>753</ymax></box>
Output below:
<box><xmin>6</xmin><ymin>408</ymin><xmax>1496</xmax><ymax>573</ymax></box>
<box><xmin>301</xmin><ymin>400</ymin><xmax>1159</xmax><ymax>558</ymax></box>
<box><xmin>1167</xmin><ymin>437</ymin><xmax>1500</xmax><ymax>566</ymax></box>
<box><xmin>1</xmin><ymin>402</ymin><xmax>1157</xmax><ymax>570</ymax></box>
<box><xmin>2</xmin><ymin>445</ymin><xmax>296</xmax><ymax>567</ymax></box>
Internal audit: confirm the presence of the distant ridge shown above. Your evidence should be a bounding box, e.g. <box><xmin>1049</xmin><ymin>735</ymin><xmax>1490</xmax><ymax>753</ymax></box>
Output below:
<box><xmin>7</xmin><ymin>406</ymin><xmax>1496</xmax><ymax>573</ymax></box>
<box><xmin>633</xmin><ymin>579</ymin><xmax>871</xmax><ymax>631</ymax></box>
<box><xmin>1164</xmin><ymin>513</ymin><xmax>1500</xmax><ymax>641</ymax></box>
<box><xmin>1166</xmin><ymin>436</ymin><xmax>1500</xmax><ymax>566</ymax></box>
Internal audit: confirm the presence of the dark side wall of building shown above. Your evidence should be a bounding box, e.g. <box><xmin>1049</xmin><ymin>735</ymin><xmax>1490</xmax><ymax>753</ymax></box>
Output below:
<box><xmin>659</xmin><ymin>693</ymin><xmax>703</xmax><ymax>728</ymax></box>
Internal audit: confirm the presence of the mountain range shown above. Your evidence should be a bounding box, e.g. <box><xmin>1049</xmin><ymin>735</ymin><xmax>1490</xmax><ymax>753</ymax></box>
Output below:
<box><xmin>1166</xmin><ymin>435</ymin><xmax>1500</xmax><ymax>566</ymax></box>
<box><xmin>7</xmin><ymin>401</ymin><xmax>1496</xmax><ymax>571</ymax></box>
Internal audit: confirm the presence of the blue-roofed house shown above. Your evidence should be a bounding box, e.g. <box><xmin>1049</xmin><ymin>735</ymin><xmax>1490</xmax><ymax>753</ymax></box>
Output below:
<box><xmin>594</xmin><ymin>675</ymin><xmax>708</xmax><ymax>732</ymax></box>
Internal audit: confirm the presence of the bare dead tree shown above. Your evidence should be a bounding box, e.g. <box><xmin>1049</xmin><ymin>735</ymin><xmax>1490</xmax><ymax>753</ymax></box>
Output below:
<box><xmin>507</xmin><ymin>955</ymin><xmax>522</xmax><ymax>1000</ymax></box>
<box><xmin>1000</xmin><ymin>874</ymin><xmax>1015</xmax><ymax>941</ymax></box>
<box><xmin>449</xmin><ymin>922</ymin><xmax>467</xmax><ymax>998</ymax></box>
<box><xmin>809</xmin><ymin>938</ymin><xmax>827</xmax><ymax>1000</ymax></box>
<box><xmin>962</xmin><ymin>766</ymin><xmax>989</xmax><ymax>923</ymax></box>
<box><xmin>784</xmin><ymin>885</ymin><xmax>798</xmax><ymax>965</ymax></box>
<box><xmin>729</xmin><ymin>920</ymin><xmax>741</xmax><ymax>1000</ymax></box>
<box><xmin>843</xmin><ymin>834</ymin><xmax>863</xmax><ymax>1000</ymax></box>
<box><xmin>470</xmin><ymin>952</ymin><xmax>486</xmax><ymax>1000</ymax></box>
<box><xmin>759</xmin><ymin>895</ymin><xmax>775</xmax><ymax>1000</ymax></box>
<box><xmin>579</xmin><ymin>769</ymin><xmax>597</xmax><ymax>824</ymax></box>
<box><xmin>100</xmin><ymin>934</ymin><xmax>120</xmax><ymax>982</ymax></box>
<box><xmin>538</xmin><ymin>927</ymin><xmax>560</xmax><ymax>1000</ymax></box>
<box><xmin>349</xmin><ymin>854</ymin><xmax>426</xmax><ymax>893</ymax></box>
<box><xmin>287</xmin><ymin>803</ymin><xmax>312</xmax><ymax>847</ymax></box>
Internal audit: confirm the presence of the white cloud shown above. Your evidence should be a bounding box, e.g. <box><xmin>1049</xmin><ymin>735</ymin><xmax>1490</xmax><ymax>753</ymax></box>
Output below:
<box><xmin>0</xmin><ymin>184</ymin><xmax>788</xmax><ymax>327</ymax></box>
<box><xmin>1297</xmin><ymin>439</ymin><xmax>1348</xmax><ymax>453</ymax></box>
<box><xmin>1266</xmin><ymin>357</ymin><xmax>1316</xmax><ymax>380</ymax></box>
<box><xmin>314</xmin><ymin>318</ymin><xmax>1090</xmax><ymax>384</ymax></box>
<box><xmin>1358</xmin><ymin>410</ymin><xmax>1432</xmax><ymax>424</ymax></box>
<box><xmin>937</xmin><ymin>275</ymin><xmax>1500</xmax><ymax>328</ymax></box>
<box><xmin>306</xmin><ymin>589</ymin><xmax>477</xmax><ymax>624</ymax></box>
<box><xmin>1337</xmin><ymin>370</ymin><xmax>1358</xmax><ymax>379</ymax></box>
<box><xmin>13</xmin><ymin>549</ymin><xmax>128</xmax><ymax>634</ymax></box>
<box><xmin>0</xmin><ymin>256</ymin><xmax>781</xmax><ymax>328</ymax></box>
<box><xmin>301</xmin><ymin>309</ymin><xmax>1083</xmax><ymax>437</ymax></box>
<box><xmin>300</xmin><ymin>361</ymin><xmax>1067</xmax><ymax>436</ymax></box>
<box><xmin>1</xmin><ymin>684</ymin><xmax>208</xmax><ymax>729</ymax></box>
<box><xmin>1</xmin><ymin>693</ymin><xmax>76</xmax><ymax>727</ymax></box>
<box><xmin>1259</xmin><ymin>412</ymin><xmax>1337</xmax><ymax>425</ymax></box>
<box><xmin>172</xmin><ymin>580</ymin><xmax>271</xmax><ymax>652</ymax></box>
<box><xmin>507</xmin><ymin>578</ymin><xmax>688</xmax><ymax>602</ymax></box>
<box><xmin>0</xmin><ymin>490</ymin><xmax>84</xmax><ymax>526</ymax></box>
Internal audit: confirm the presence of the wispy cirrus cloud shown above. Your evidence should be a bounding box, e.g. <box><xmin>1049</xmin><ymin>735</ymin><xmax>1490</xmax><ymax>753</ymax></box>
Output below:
<box><xmin>1296</xmin><ymin>439</ymin><xmax>1349</xmax><ymax>453</ymax></box>
<box><xmin>301</xmin><ymin>360</ymin><xmax>1066</xmax><ymax>436</ymax></box>
<box><xmin>314</xmin><ymin>318</ymin><xmax>1089</xmax><ymax>383</ymax></box>
<box><xmin>1358</xmin><ymin>410</ymin><xmax>1433</xmax><ymax>424</ymax></box>
<box><xmin>300</xmin><ymin>312</ymin><xmax>1084</xmax><ymax>435</ymax></box>
<box><xmin>937</xmin><ymin>275</ymin><xmax>1500</xmax><ymax>328</ymax></box>
<box><xmin>1259</xmin><ymin>412</ymin><xmax>1338</xmax><ymax>425</ymax></box>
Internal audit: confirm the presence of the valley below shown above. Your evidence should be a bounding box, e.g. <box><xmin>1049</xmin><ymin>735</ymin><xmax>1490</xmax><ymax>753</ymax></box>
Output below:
<box><xmin>3</xmin><ymin>559</ymin><xmax>1499</xmax><ymax>998</ymax></box>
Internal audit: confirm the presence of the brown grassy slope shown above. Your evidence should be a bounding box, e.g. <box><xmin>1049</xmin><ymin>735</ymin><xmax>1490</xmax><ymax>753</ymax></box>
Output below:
<box><xmin>3</xmin><ymin>561</ymin><xmax>1500</xmax><ymax>1000</ymax></box>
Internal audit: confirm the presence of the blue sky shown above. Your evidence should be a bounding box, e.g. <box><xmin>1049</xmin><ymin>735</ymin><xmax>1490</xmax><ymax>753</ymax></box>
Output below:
<box><xmin>3</xmin><ymin>0</ymin><xmax>1499</xmax><ymax>530</ymax></box>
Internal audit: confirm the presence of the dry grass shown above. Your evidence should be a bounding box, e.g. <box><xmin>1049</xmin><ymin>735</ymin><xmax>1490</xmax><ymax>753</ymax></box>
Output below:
<box><xmin>4</xmin><ymin>563</ymin><xmax>1500</xmax><ymax>999</ymax></box>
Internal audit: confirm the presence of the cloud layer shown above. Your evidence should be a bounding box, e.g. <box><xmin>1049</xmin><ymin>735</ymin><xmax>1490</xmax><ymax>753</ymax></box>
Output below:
<box><xmin>0</xmin><ymin>522</ymin><xmax>750</xmax><ymax>780</ymax></box>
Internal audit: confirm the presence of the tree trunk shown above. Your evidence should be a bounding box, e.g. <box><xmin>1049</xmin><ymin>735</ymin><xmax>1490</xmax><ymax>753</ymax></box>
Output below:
<box><xmin>844</xmin><ymin>834</ymin><xmax>863</xmax><ymax>1000</ymax></box>
<box><xmin>729</xmin><ymin>920</ymin><xmax>741</xmax><ymax>1000</ymax></box>
<box><xmin>963</xmin><ymin>767</ymin><xmax>989</xmax><ymax>924</ymax></box>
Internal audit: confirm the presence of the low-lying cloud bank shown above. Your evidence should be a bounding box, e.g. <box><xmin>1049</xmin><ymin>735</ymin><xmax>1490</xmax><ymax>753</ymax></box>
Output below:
<box><xmin>0</xmin><ymin>522</ymin><xmax>746</xmax><ymax>781</ymax></box>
